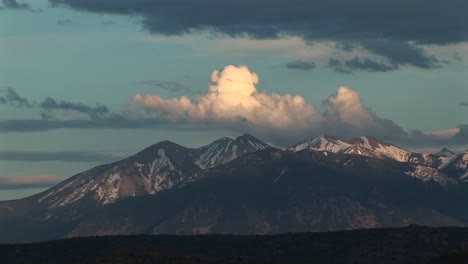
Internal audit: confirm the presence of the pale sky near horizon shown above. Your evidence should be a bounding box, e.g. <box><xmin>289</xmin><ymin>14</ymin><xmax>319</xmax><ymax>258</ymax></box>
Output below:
<box><xmin>0</xmin><ymin>0</ymin><xmax>467</xmax><ymax>200</ymax></box>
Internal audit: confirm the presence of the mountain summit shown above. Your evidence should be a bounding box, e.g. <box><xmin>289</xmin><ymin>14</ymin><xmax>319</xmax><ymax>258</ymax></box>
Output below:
<box><xmin>34</xmin><ymin>134</ymin><xmax>272</xmax><ymax>209</ymax></box>
<box><xmin>194</xmin><ymin>134</ymin><xmax>271</xmax><ymax>169</ymax></box>
<box><xmin>288</xmin><ymin>135</ymin><xmax>411</xmax><ymax>161</ymax></box>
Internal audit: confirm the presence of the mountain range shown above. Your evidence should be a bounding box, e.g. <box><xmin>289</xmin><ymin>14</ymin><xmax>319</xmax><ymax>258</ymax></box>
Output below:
<box><xmin>0</xmin><ymin>134</ymin><xmax>467</xmax><ymax>243</ymax></box>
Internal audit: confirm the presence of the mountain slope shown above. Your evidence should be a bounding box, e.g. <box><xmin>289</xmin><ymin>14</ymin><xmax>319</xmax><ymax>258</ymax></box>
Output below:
<box><xmin>194</xmin><ymin>134</ymin><xmax>271</xmax><ymax>169</ymax></box>
<box><xmin>32</xmin><ymin>134</ymin><xmax>272</xmax><ymax>211</ymax></box>
<box><xmin>36</xmin><ymin>141</ymin><xmax>201</xmax><ymax>210</ymax></box>
<box><xmin>288</xmin><ymin>135</ymin><xmax>467</xmax><ymax>183</ymax></box>
<box><xmin>66</xmin><ymin>148</ymin><xmax>467</xmax><ymax>238</ymax></box>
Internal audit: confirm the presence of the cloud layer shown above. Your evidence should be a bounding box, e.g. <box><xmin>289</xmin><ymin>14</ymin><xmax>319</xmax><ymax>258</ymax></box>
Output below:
<box><xmin>49</xmin><ymin>0</ymin><xmax>468</xmax><ymax>44</ymax></box>
<box><xmin>39</xmin><ymin>97</ymin><xmax>109</xmax><ymax>119</ymax></box>
<box><xmin>0</xmin><ymin>175</ymin><xmax>61</xmax><ymax>190</ymax></box>
<box><xmin>1</xmin><ymin>0</ymin><xmax>30</xmax><ymax>10</ymax></box>
<box><xmin>0</xmin><ymin>151</ymin><xmax>123</xmax><ymax>163</ymax></box>
<box><xmin>0</xmin><ymin>87</ymin><xmax>111</xmax><ymax>120</ymax></box>
<box><xmin>139</xmin><ymin>80</ymin><xmax>192</xmax><ymax>93</ymax></box>
<box><xmin>131</xmin><ymin>65</ymin><xmax>406</xmax><ymax>144</ymax></box>
<box><xmin>0</xmin><ymin>87</ymin><xmax>31</xmax><ymax>108</ymax></box>
<box><xmin>49</xmin><ymin>0</ymin><xmax>468</xmax><ymax>71</ymax></box>
<box><xmin>286</xmin><ymin>60</ymin><xmax>317</xmax><ymax>71</ymax></box>
<box><xmin>1</xmin><ymin>67</ymin><xmax>465</xmax><ymax>148</ymax></box>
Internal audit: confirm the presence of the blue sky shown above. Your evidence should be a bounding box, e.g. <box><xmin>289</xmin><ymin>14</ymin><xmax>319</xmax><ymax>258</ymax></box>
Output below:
<box><xmin>0</xmin><ymin>0</ymin><xmax>467</xmax><ymax>200</ymax></box>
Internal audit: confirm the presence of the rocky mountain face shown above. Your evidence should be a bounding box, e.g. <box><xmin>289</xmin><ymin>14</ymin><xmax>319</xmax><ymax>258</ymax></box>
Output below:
<box><xmin>33</xmin><ymin>134</ymin><xmax>272</xmax><ymax>211</ymax></box>
<box><xmin>0</xmin><ymin>134</ymin><xmax>466</xmax><ymax>243</ymax></box>
<box><xmin>288</xmin><ymin>135</ymin><xmax>467</xmax><ymax>184</ymax></box>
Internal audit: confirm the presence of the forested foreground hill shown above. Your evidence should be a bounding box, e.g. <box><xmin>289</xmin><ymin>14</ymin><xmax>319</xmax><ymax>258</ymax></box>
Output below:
<box><xmin>1</xmin><ymin>226</ymin><xmax>468</xmax><ymax>264</ymax></box>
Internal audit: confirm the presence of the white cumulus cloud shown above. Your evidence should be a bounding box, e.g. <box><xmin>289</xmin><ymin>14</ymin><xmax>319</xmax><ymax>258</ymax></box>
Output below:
<box><xmin>131</xmin><ymin>65</ymin><xmax>404</xmax><ymax>145</ymax></box>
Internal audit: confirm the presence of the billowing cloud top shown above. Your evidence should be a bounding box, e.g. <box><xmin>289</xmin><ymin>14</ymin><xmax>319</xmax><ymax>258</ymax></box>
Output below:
<box><xmin>131</xmin><ymin>65</ymin><xmax>404</xmax><ymax>144</ymax></box>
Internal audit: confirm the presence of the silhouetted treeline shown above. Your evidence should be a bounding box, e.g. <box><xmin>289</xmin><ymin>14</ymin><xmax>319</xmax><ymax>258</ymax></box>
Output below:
<box><xmin>2</xmin><ymin>225</ymin><xmax>468</xmax><ymax>264</ymax></box>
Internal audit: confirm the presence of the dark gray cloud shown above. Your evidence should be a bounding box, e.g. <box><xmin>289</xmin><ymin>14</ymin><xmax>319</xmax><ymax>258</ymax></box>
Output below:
<box><xmin>459</xmin><ymin>102</ymin><xmax>468</xmax><ymax>107</ymax></box>
<box><xmin>139</xmin><ymin>80</ymin><xmax>192</xmax><ymax>93</ymax></box>
<box><xmin>330</xmin><ymin>40</ymin><xmax>440</xmax><ymax>71</ymax></box>
<box><xmin>39</xmin><ymin>97</ymin><xmax>109</xmax><ymax>119</ymax></box>
<box><xmin>345</xmin><ymin>57</ymin><xmax>398</xmax><ymax>72</ymax></box>
<box><xmin>0</xmin><ymin>88</ymin><xmax>111</xmax><ymax>119</ymax></box>
<box><xmin>1</xmin><ymin>0</ymin><xmax>30</xmax><ymax>10</ymax></box>
<box><xmin>328</xmin><ymin>56</ymin><xmax>398</xmax><ymax>73</ymax></box>
<box><xmin>286</xmin><ymin>60</ymin><xmax>316</xmax><ymax>71</ymax></box>
<box><xmin>0</xmin><ymin>150</ymin><xmax>123</xmax><ymax>163</ymax></box>
<box><xmin>48</xmin><ymin>0</ymin><xmax>468</xmax><ymax>44</ymax></box>
<box><xmin>57</xmin><ymin>19</ymin><xmax>73</xmax><ymax>25</ymax></box>
<box><xmin>327</xmin><ymin>58</ymin><xmax>352</xmax><ymax>74</ymax></box>
<box><xmin>48</xmin><ymin>0</ymin><xmax>468</xmax><ymax>70</ymax></box>
<box><xmin>359</xmin><ymin>39</ymin><xmax>440</xmax><ymax>69</ymax></box>
<box><xmin>401</xmin><ymin>125</ymin><xmax>468</xmax><ymax>149</ymax></box>
<box><xmin>0</xmin><ymin>87</ymin><xmax>31</xmax><ymax>107</ymax></box>
<box><xmin>0</xmin><ymin>87</ymin><xmax>210</xmax><ymax>133</ymax></box>
<box><xmin>102</xmin><ymin>20</ymin><xmax>115</xmax><ymax>25</ymax></box>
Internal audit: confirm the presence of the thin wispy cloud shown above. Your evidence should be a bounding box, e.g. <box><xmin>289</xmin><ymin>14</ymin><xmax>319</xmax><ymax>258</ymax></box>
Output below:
<box><xmin>0</xmin><ymin>175</ymin><xmax>62</xmax><ymax>190</ymax></box>
<box><xmin>286</xmin><ymin>60</ymin><xmax>316</xmax><ymax>71</ymax></box>
<box><xmin>57</xmin><ymin>19</ymin><xmax>73</xmax><ymax>25</ymax></box>
<box><xmin>139</xmin><ymin>80</ymin><xmax>192</xmax><ymax>93</ymax></box>
<box><xmin>0</xmin><ymin>150</ymin><xmax>124</xmax><ymax>163</ymax></box>
<box><xmin>102</xmin><ymin>20</ymin><xmax>115</xmax><ymax>25</ymax></box>
<box><xmin>328</xmin><ymin>57</ymin><xmax>398</xmax><ymax>73</ymax></box>
<box><xmin>0</xmin><ymin>87</ymin><xmax>111</xmax><ymax>120</ymax></box>
<box><xmin>0</xmin><ymin>118</ymin><xmax>212</xmax><ymax>133</ymax></box>
<box><xmin>39</xmin><ymin>97</ymin><xmax>109</xmax><ymax>120</ymax></box>
<box><xmin>0</xmin><ymin>87</ymin><xmax>31</xmax><ymax>108</ymax></box>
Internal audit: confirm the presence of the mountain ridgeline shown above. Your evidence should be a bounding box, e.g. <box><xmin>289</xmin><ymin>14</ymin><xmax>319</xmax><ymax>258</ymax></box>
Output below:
<box><xmin>0</xmin><ymin>134</ymin><xmax>467</xmax><ymax>243</ymax></box>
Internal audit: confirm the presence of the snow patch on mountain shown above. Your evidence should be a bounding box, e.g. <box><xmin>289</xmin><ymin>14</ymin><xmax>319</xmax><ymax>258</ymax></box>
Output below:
<box><xmin>461</xmin><ymin>171</ymin><xmax>468</xmax><ymax>181</ymax></box>
<box><xmin>371</xmin><ymin>143</ymin><xmax>410</xmax><ymax>162</ymax></box>
<box><xmin>434</xmin><ymin>147</ymin><xmax>456</xmax><ymax>157</ymax></box>
<box><xmin>405</xmin><ymin>165</ymin><xmax>454</xmax><ymax>186</ymax></box>
<box><xmin>288</xmin><ymin>135</ymin><xmax>350</xmax><ymax>153</ymax></box>
<box><xmin>195</xmin><ymin>134</ymin><xmax>270</xmax><ymax>169</ymax></box>
<box><xmin>289</xmin><ymin>135</ymin><xmax>411</xmax><ymax>162</ymax></box>
<box><xmin>438</xmin><ymin>154</ymin><xmax>460</xmax><ymax>170</ymax></box>
<box><xmin>35</xmin><ymin>134</ymin><xmax>272</xmax><ymax>209</ymax></box>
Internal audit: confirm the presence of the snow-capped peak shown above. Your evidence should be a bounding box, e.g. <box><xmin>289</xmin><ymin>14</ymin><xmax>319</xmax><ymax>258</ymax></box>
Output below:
<box><xmin>288</xmin><ymin>135</ymin><xmax>412</xmax><ymax>162</ymax></box>
<box><xmin>345</xmin><ymin>136</ymin><xmax>411</xmax><ymax>162</ymax></box>
<box><xmin>194</xmin><ymin>134</ymin><xmax>271</xmax><ymax>169</ymax></box>
<box><xmin>434</xmin><ymin>147</ymin><xmax>455</xmax><ymax>157</ymax></box>
<box><xmin>37</xmin><ymin>135</ymin><xmax>271</xmax><ymax>209</ymax></box>
<box><xmin>342</xmin><ymin>144</ymin><xmax>382</xmax><ymax>157</ymax></box>
<box><xmin>287</xmin><ymin>134</ymin><xmax>351</xmax><ymax>153</ymax></box>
